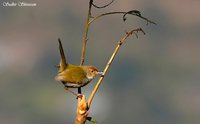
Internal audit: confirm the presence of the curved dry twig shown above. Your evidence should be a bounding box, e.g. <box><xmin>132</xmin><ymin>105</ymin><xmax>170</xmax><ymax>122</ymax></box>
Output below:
<box><xmin>123</xmin><ymin>10</ymin><xmax>141</xmax><ymax>21</ymax></box>
<box><xmin>91</xmin><ymin>0</ymin><xmax>115</xmax><ymax>9</ymax></box>
<box><xmin>87</xmin><ymin>28</ymin><xmax>145</xmax><ymax>108</ymax></box>
<box><xmin>123</xmin><ymin>10</ymin><xmax>157</xmax><ymax>25</ymax></box>
<box><xmin>88</xmin><ymin>10</ymin><xmax>156</xmax><ymax>25</ymax></box>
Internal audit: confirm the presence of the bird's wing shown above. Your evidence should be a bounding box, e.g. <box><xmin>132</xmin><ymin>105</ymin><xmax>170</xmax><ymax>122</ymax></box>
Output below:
<box><xmin>69</xmin><ymin>67</ymin><xmax>86</xmax><ymax>83</ymax></box>
<box><xmin>56</xmin><ymin>67</ymin><xmax>86</xmax><ymax>84</ymax></box>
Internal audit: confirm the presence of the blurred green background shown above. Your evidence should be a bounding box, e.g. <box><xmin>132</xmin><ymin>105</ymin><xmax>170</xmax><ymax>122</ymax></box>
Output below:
<box><xmin>0</xmin><ymin>0</ymin><xmax>200</xmax><ymax>124</ymax></box>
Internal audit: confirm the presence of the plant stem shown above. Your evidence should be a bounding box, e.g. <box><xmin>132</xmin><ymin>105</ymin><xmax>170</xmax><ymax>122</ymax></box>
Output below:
<box><xmin>80</xmin><ymin>0</ymin><xmax>93</xmax><ymax>66</ymax></box>
<box><xmin>87</xmin><ymin>28</ymin><xmax>145</xmax><ymax>108</ymax></box>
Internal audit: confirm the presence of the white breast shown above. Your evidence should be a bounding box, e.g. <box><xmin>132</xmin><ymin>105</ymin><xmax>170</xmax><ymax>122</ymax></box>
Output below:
<box><xmin>86</xmin><ymin>75</ymin><xmax>94</xmax><ymax>80</ymax></box>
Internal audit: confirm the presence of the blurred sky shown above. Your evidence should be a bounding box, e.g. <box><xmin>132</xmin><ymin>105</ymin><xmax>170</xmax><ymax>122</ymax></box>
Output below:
<box><xmin>0</xmin><ymin>0</ymin><xmax>200</xmax><ymax>124</ymax></box>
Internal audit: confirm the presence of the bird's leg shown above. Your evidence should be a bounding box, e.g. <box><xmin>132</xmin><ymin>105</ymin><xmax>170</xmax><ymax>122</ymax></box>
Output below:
<box><xmin>64</xmin><ymin>86</ymin><xmax>82</xmax><ymax>98</ymax></box>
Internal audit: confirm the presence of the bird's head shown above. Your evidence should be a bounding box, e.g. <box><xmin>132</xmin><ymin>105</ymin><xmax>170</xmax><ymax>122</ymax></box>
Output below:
<box><xmin>82</xmin><ymin>66</ymin><xmax>103</xmax><ymax>80</ymax></box>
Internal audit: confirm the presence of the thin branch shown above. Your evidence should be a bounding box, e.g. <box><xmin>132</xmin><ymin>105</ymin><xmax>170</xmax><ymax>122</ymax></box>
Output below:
<box><xmin>80</xmin><ymin>0</ymin><xmax>93</xmax><ymax>66</ymax></box>
<box><xmin>88</xmin><ymin>10</ymin><xmax>156</xmax><ymax>25</ymax></box>
<box><xmin>92</xmin><ymin>0</ymin><xmax>115</xmax><ymax>9</ymax></box>
<box><xmin>79</xmin><ymin>0</ymin><xmax>93</xmax><ymax>94</ymax></box>
<box><xmin>87</xmin><ymin>28</ymin><xmax>145</xmax><ymax>108</ymax></box>
<box><xmin>123</xmin><ymin>10</ymin><xmax>157</xmax><ymax>25</ymax></box>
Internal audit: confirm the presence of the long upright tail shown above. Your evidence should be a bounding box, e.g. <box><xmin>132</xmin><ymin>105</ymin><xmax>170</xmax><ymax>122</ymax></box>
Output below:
<box><xmin>57</xmin><ymin>38</ymin><xmax>67</xmax><ymax>73</ymax></box>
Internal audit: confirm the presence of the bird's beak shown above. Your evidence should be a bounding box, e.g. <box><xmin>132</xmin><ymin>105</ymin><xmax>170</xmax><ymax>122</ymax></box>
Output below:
<box><xmin>97</xmin><ymin>71</ymin><xmax>104</xmax><ymax>76</ymax></box>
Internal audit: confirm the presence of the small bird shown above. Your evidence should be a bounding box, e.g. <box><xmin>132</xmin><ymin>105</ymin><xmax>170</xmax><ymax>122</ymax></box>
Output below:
<box><xmin>55</xmin><ymin>39</ymin><xmax>103</xmax><ymax>96</ymax></box>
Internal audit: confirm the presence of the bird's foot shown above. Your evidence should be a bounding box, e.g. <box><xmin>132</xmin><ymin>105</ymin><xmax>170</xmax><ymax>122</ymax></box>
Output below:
<box><xmin>76</xmin><ymin>94</ymin><xmax>83</xmax><ymax>99</ymax></box>
<box><xmin>64</xmin><ymin>86</ymin><xmax>83</xmax><ymax>99</ymax></box>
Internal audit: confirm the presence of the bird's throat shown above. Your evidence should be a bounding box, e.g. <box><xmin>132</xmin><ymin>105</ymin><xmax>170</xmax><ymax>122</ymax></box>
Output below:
<box><xmin>86</xmin><ymin>75</ymin><xmax>94</xmax><ymax>80</ymax></box>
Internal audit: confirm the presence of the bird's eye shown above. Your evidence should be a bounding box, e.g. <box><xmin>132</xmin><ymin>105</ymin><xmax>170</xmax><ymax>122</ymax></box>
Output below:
<box><xmin>91</xmin><ymin>70</ymin><xmax>94</xmax><ymax>73</ymax></box>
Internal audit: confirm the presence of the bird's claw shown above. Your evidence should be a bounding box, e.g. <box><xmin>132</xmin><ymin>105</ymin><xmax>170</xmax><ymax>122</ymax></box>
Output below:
<box><xmin>76</xmin><ymin>94</ymin><xmax>83</xmax><ymax>99</ymax></box>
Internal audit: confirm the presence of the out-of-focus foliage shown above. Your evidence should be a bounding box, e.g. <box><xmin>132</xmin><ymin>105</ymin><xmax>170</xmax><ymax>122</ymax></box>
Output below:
<box><xmin>0</xmin><ymin>0</ymin><xmax>200</xmax><ymax>124</ymax></box>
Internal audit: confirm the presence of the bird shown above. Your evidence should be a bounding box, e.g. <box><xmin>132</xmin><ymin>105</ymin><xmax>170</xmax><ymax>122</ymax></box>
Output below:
<box><xmin>55</xmin><ymin>38</ymin><xmax>103</xmax><ymax>96</ymax></box>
